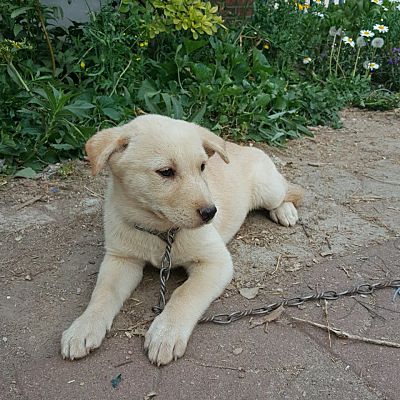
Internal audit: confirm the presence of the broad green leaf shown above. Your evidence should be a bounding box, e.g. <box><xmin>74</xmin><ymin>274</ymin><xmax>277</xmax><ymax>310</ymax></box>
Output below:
<box><xmin>14</xmin><ymin>167</ymin><xmax>37</xmax><ymax>179</ymax></box>
<box><xmin>102</xmin><ymin>107</ymin><xmax>121</xmax><ymax>121</ymax></box>
<box><xmin>10</xmin><ymin>6</ymin><xmax>33</xmax><ymax>19</ymax></box>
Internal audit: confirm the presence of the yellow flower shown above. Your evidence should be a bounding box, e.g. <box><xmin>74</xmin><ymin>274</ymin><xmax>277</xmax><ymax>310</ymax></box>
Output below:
<box><xmin>263</xmin><ymin>43</ymin><xmax>270</xmax><ymax>49</ymax></box>
<box><xmin>80</xmin><ymin>61</ymin><xmax>85</xmax><ymax>69</ymax></box>
<box><xmin>139</xmin><ymin>41</ymin><xmax>149</xmax><ymax>48</ymax></box>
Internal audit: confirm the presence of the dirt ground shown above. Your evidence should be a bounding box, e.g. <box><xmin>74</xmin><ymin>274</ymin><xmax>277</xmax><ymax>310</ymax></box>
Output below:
<box><xmin>1</xmin><ymin>109</ymin><xmax>399</xmax><ymax>400</ymax></box>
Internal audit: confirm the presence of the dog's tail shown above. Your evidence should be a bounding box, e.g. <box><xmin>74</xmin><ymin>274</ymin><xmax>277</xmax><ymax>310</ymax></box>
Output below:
<box><xmin>284</xmin><ymin>183</ymin><xmax>304</xmax><ymax>208</ymax></box>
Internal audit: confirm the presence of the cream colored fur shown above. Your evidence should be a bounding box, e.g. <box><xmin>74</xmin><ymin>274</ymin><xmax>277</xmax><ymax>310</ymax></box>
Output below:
<box><xmin>61</xmin><ymin>114</ymin><xmax>304</xmax><ymax>365</ymax></box>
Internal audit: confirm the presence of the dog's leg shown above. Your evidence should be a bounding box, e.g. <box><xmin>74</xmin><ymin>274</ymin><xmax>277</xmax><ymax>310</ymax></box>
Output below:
<box><xmin>269</xmin><ymin>183</ymin><xmax>304</xmax><ymax>227</ymax></box>
<box><xmin>61</xmin><ymin>255</ymin><xmax>144</xmax><ymax>360</ymax></box>
<box><xmin>251</xmin><ymin>155</ymin><xmax>303</xmax><ymax>227</ymax></box>
<box><xmin>144</xmin><ymin>247</ymin><xmax>233</xmax><ymax>366</ymax></box>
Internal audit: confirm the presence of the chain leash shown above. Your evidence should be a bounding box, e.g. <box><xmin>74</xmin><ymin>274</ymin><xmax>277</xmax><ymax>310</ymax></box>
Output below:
<box><xmin>151</xmin><ymin>227</ymin><xmax>179</xmax><ymax>315</ymax></box>
<box><xmin>199</xmin><ymin>279</ymin><xmax>400</xmax><ymax>324</ymax></box>
<box><xmin>134</xmin><ymin>225</ymin><xmax>400</xmax><ymax>324</ymax></box>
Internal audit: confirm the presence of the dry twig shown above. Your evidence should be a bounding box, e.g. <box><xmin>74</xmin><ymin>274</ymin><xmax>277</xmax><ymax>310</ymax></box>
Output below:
<box><xmin>291</xmin><ymin>316</ymin><xmax>400</xmax><ymax>348</ymax></box>
<box><xmin>14</xmin><ymin>195</ymin><xmax>43</xmax><ymax>210</ymax></box>
<box><xmin>323</xmin><ymin>300</ymin><xmax>332</xmax><ymax>348</ymax></box>
<box><xmin>84</xmin><ymin>186</ymin><xmax>104</xmax><ymax>199</ymax></box>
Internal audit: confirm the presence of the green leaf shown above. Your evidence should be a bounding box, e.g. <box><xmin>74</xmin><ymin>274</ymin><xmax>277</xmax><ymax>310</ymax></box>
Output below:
<box><xmin>10</xmin><ymin>6</ymin><xmax>33</xmax><ymax>19</ymax></box>
<box><xmin>183</xmin><ymin>39</ymin><xmax>207</xmax><ymax>54</ymax></box>
<box><xmin>13</xmin><ymin>24</ymin><xmax>23</xmax><ymax>37</ymax></box>
<box><xmin>50</xmin><ymin>143</ymin><xmax>75</xmax><ymax>151</ymax></box>
<box><xmin>102</xmin><ymin>107</ymin><xmax>121</xmax><ymax>120</ymax></box>
<box><xmin>14</xmin><ymin>167</ymin><xmax>38</xmax><ymax>179</ymax></box>
<box><xmin>65</xmin><ymin>101</ymin><xmax>95</xmax><ymax>118</ymax></box>
<box><xmin>138</xmin><ymin>80</ymin><xmax>161</xmax><ymax>100</ymax></box>
<box><xmin>171</xmin><ymin>97</ymin><xmax>184</xmax><ymax>119</ymax></box>
<box><xmin>161</xmin><ymin>93</ymin><xmax>173</xmax><ymax>116</ymax></box>
<box><xmin>190</xmin><ymin>104</ymin><xmax>207</xmax><ymax>124</ymax></box>
<box><xmin>144</xmin><ymin>94</ymin><xmax>162</xmax><ymax>114</ymax></box>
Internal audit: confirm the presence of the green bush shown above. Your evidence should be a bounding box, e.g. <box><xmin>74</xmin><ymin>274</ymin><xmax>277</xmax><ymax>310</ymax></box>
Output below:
<box><xmin>0</xmin><ymin>0</ymin><xmax>399</xmax><ymax>175</ymax></box>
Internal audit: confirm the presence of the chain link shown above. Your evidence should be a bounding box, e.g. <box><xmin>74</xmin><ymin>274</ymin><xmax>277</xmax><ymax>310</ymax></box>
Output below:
<box><xmin>199</xmin><ymin>279</ymin><xmax>400</xmax><ymax>324</ymax></box>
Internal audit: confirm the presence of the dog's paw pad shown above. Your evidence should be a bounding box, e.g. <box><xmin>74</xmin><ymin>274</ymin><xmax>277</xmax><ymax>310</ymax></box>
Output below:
<box><xmin>144</xmin><ymin>314</ymin><xmax>190</xmax><ymax>366</ymax></box>
<box><xmin>270</xmin><ymin>202</ymin><xmax>298</xmax><ymax>227</ymax></box>
<box><xmin>61</xmin><ymin>315</ymin><xmax>108</xmax><ymax>360</ymax></box>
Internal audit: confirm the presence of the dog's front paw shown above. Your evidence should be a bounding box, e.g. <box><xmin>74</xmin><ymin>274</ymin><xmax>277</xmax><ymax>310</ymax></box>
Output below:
<box><xmin>270</xmin><ymin>202</ymin><xmax>298</xmax><ymax>227</ymax></box>
<box><xmin>61</xmin><ymin>314</ymin><xmax>109</xmax><ymax>360</ymax></box>
<box><xmin>144</xmin><ymin>312</ymin><xmax>191</xmax><ymax>366</ymax></box>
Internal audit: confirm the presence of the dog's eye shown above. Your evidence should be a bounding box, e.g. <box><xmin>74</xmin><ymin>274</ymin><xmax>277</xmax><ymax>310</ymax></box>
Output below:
<box><xmin>157</xmin><ymin>168</ymin><xmax>175</xmax><ymax>178</ymax></box>
<box><xmin>201</xmin><ymin>162</ymin><xmax>206</xmax><ymax>172</ymax></box>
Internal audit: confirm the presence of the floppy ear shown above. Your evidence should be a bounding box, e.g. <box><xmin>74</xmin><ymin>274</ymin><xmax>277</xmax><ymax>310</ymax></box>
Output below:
<box><xmin>85</xmin><ymin>127</ymin><xmax>129</xmax><ymax>175</ymax></box>
<box><xmin>198</xmin><ymin>127</ymin><xmax>230</xmax><ymax>164</ymax></box>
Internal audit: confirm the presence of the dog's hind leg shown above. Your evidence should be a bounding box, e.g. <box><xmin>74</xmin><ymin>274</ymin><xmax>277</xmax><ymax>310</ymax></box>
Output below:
<box><xmin>250</xmin><ymin>153</ymin><xmax>303</xmax><ymax>227</ymax></box>
<box><xmin>269</xmin><ymin>183</ymin><xmax>304</xmax><ymax>226</ymax></box>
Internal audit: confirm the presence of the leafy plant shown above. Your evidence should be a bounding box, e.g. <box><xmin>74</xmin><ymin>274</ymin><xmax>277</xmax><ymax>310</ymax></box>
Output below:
<box><xmin>0</xmin><ymin>0</ymin><xmax>399</xmax><ymax>176</ymax></box>
<box><xmin>119</xmin><ymin>0</ymin><xmax>225</xmax><ymax>39</ymax></box>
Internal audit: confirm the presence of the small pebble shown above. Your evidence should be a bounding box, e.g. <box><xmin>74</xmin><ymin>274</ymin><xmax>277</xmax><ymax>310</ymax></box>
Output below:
<box><xmin>233</xmin><ymin>347</ymin><xmax>243</xmax><ymax>355</ymax></box>
<box><xmin>24</xmin><ymin>274</ymin><xmax>32</xmax><ymax>281</ymax></box>
<box><xmin>2</xmin><ymin>337</ymin><xmax>7</xmax><ymax>343</ymax></box>
<box><xmin>6</xmin><ymin>296</ymin><xmax>10</xmax><ymax>299</ymax></box>
<box><xmin>76</xmin><ymin>288</ymin><xmax>81</xmax><ymax>295</ymax></box>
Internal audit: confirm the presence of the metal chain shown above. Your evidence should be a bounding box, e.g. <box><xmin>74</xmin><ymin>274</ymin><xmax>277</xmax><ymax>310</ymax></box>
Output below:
<box><xmin>145</xmin><ymin>226</ymin><xmax>400</xmax><ymax>325</ymax></box>
<box><xmin>199</xmin><ymin>279</ymin><xmax>400</xmax><ymax>324</ymax></box>
<box><xmin>152</xmin><ymin>227</ymin><xmax>179</xmax><ymax>315</ymax></box>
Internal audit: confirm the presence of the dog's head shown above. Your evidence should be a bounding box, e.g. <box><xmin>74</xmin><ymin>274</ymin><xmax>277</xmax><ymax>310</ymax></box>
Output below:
<box><xmin>85</xmin><ymin>114</ymin><xmax>229</xmax><ymax>229</ymax></box>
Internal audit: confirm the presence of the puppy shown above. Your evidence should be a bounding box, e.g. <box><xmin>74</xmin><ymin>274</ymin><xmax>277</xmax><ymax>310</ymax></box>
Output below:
<box><xmin>61</xmin><ymin>114</ymin><xmax>303</xmax><ymax>365</ymax></box>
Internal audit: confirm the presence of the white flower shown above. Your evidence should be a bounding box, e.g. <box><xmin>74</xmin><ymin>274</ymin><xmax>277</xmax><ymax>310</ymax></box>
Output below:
<box><xmin>374</xmin><ymin>24</ymin><xmax>389</xmax><ymax>33</ymax></box>
<box><xmin>274</xmin><ymin>2</ymin><xmax>279</xmax><ymax>9</ymax></box>
<box><xmin>360</xmin><ymin>30</ymin><xmax>375</xmax><ymax>38</ymax></box>
<box><xmin>342</xmin><ymin>36</ymin><xmax>356</xmax><ymax>47</ymax></box>
<box><xmin>303</xmin><ymin>57</ymin><xmax>312</xmax><ymax>64</ymax></box>
<box><xmin>370</xmin><ymin>0</ymin><xmax>383</xmax><ymax>4</ymax></box>
<box><xmin>383</xmin><ymin>6</ymin><xmax>388</xmax><ymax>10</ymax></box>
<box><xmin>314</xmin><ymin>12</ymin><xmax>325</xmax><ymax>18</ymax></box>
<box><xmin>365</xmin><ymin>62</ymin><xmax>380</xmax><ymax>70</ymax></box>
<box><xmin>397</xmin><ymin>4</ymin><xmax>400</xmax><ymax>10</ymax></box>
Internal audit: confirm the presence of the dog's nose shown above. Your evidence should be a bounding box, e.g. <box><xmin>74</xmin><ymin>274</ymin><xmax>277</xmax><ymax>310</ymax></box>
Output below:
<box><xmin>198</xmin><ymin>205</ymin><xmax>217</xmax><ymax>222</ymax></box>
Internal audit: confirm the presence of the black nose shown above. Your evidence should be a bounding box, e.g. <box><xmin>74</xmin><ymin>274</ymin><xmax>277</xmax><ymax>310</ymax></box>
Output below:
<box><xmin>198</xmin><ymin>205</ymin><xmax>217</xmax><ymax>222</ymax></box>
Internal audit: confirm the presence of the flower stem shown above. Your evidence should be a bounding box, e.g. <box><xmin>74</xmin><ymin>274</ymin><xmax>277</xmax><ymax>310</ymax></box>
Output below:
<box><xmin>329</xmin><ymin>36</ymin><xmax>336</xmax><ymax>76</ymax></box>
<box><xmin>352</xmin><ymin>47</ymin><xmax>361</xmax><ymax>78</ymax></box>
<box><xmin>8</xmin><ymin>61</ymin><xmax>31</xmax><ymax>92</ymax></box>
<box><xmin>335</xmin><ymin>38</ymin><xmax>342</xmax><ymax>77</ymax></box>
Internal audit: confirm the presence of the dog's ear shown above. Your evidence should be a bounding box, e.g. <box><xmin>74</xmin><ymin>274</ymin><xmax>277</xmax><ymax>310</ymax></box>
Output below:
<box><xmin>85</xmin><ymin>127</ymin><xmax>129</xmax><ymax>175</ymax></box>
<box><xmin>198</xmin><ymin>127</ymin><xmax>230</xmax><ymax>164</ymax></box>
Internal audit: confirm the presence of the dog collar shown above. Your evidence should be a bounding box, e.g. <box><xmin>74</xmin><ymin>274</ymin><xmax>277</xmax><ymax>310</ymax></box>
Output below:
<box><xmin>133</xmin><ymin>224</ymin><xmax>180</xmax><ymax>244</ymax></box>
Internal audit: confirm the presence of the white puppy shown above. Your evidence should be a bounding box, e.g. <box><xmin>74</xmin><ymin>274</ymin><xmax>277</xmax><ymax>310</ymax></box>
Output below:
<box><xmin>61</xmin><ymin>114</ymin><xmax>303</xmax><ymax>365</ymax></box>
